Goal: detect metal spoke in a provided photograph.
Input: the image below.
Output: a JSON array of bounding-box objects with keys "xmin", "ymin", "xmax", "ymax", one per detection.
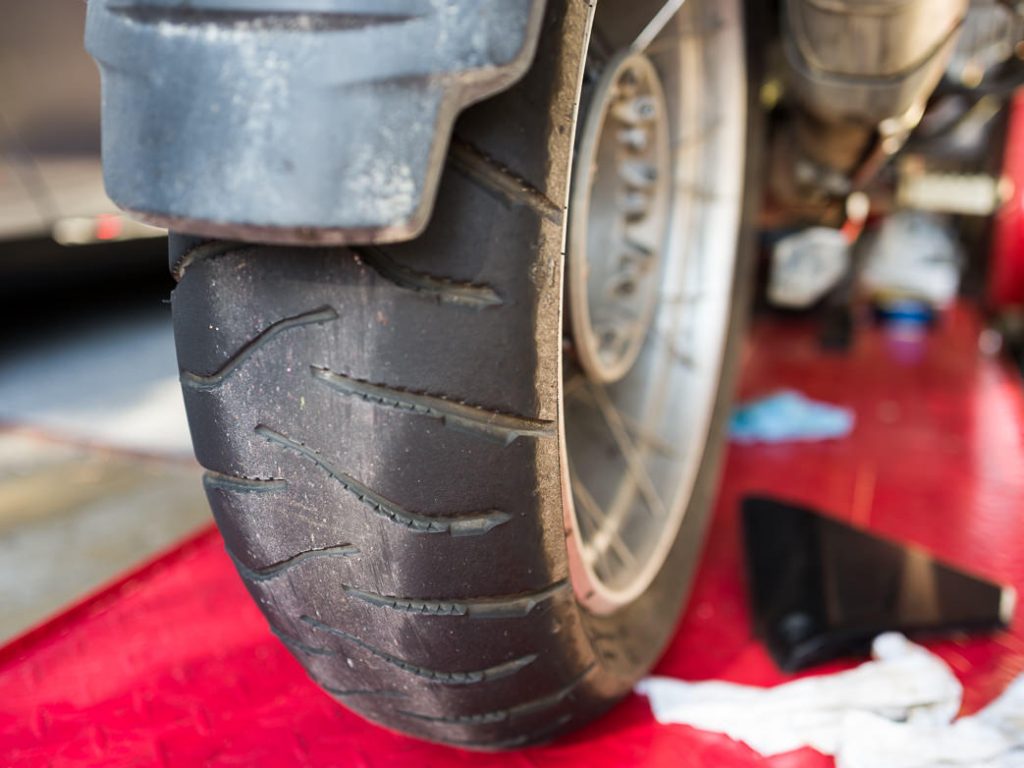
[
  {"xmin": 571, "ymin": 471, "xmax": 637, "ymax": 568},
  {"xmin": 631, "ymin": 0, "xmax": 688, "ymax": 53},
  {"xmin": 588, "ymin": 382, "xmax": 668, "ymax": 518},
  {"xmin": 649, "ymin": 326, "xmax": 697, "ymax": 369},
  {"xmin": 590, "ymin": 23, "xmax": 617, "ymax": 64},
  {"xmin": 563, "ymin": 372, "xmax": 589, "ymax": 400},
  {"xmin": 643, "ymin": 14, "xmax": 725, "ymax": 53},
  {"xmin": 673, "ymin": 116, "xmax": 723, "ymax": 152},
  {"xmin": 618, "ymin": 411, "xmax": 679, "ymax": 458},
  {"xmin": 570, "ymin": 466, "xmax": 607, "ymax": 532},
  {"xmin": 674, "ymin": 183, "xmax": 722, "ymax": 202},
  {"xmin": 661, "ymin": 291, "xmax": 707, "ymax": 307},
  {"xmin": 570, "ymin": 385, "xmax": 678, "ymax": 458}
]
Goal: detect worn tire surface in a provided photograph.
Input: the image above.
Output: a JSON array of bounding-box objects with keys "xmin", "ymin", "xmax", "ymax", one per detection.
[{"xmin": 171, "ymin": 0, "xmax": 762, "ymax": 749}]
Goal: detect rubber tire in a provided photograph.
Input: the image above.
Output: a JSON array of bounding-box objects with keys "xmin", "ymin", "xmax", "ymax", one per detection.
[{"xmin": 170, "ymin": 0, "xmax": 764, "ymax": 749}]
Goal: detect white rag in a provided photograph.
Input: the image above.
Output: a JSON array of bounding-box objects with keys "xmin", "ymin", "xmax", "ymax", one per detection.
[{"xmin": 635, "ymin": 633, "xmax": 1024, "ymax": 767}]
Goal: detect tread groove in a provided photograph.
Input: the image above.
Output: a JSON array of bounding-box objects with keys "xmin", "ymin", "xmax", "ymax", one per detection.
[
  {"xmin": 298, "ymin": 616, "xmax": 538, "ymax": 685},
  {"xmin": 203, "ymin": 470, "xmax": 288, "ymax": 494},
  {"xmin": 273, "ymin": 627, "xmax": 339, "ymax": 657},
  {"xmin": 396, "ymin": 663, "xmax": 595, "ymax": 725},
  {"xmin": 343, "ymin": 580, "xmax": 569, "ymax": 619},
  {"xmin": 181, "ymin": 307, "xmax": 339, "ymax": 390},
  {"xmin": 171, "ymin": 240, "xmax": 251, "ymax": 282},
  {"xmin": 449, "ymin": 139, "xmax": 563, "ymax": 223},
  {"xmin": 321, "ymin": 685, "xmax": 407, "ymax": 699},
  {"xmin": 350, "ymin": 247, "xmax": 503, "ymax": 308},
  {"xmin": 311, "ymin": 366, "xmax": 556, "ymax": 446},
  {"xmin": 227, "ymin": 542, "xmax": 359, "ymax": 583},
  {"xmin": 256, "ymin": 425, "xmax": 510, "ymax": 536}
]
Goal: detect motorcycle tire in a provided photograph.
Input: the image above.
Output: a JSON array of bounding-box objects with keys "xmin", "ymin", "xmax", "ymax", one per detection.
[{"xmin": 170, "ymin": 0, "xmax": 763, "ymax": 749}]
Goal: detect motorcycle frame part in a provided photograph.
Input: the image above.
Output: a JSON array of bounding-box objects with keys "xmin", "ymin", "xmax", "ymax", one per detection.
[
  {"xmin": 85, "ymin": 0, "xmax": 546, "ymax": 246},
  {"xmin": 775, "ymin": 0, "xmax": 968, "ymax": 210}
]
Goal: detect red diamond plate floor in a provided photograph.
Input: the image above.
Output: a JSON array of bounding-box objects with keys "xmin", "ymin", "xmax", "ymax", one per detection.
[{"xmin": 3, "ymin": 305, "xmax": 1023, "ymax": 767}]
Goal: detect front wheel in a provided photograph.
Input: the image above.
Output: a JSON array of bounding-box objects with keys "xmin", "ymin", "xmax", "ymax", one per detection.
[{"xmin": 171, "ymin": 0, "xmax": 759, "ymax": 748}]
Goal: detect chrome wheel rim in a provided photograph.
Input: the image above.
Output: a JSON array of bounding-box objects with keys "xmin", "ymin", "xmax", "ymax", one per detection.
[{"xmin": 562, "ymin": 0, "xmax": 748, "ymax": 614}]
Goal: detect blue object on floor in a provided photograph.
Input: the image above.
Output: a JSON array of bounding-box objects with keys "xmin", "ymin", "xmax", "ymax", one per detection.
[{"xmin": 730, "ymin": 390, "xmax": 855, "ymax": 444}]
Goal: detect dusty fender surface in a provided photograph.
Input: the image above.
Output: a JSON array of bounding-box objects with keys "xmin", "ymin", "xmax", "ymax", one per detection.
[{"xmin": 85, "ymin": 0, "xmax": 547, "ymax": 245}]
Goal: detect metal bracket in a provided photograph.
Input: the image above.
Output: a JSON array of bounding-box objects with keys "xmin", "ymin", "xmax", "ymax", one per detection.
[{"xmin": 86, "ymin": 0, "xmax": 547, "ymax": 245}]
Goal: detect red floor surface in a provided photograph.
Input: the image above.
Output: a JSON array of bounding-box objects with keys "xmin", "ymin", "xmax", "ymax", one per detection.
[{"xmin": 3, "ymin": 306, "xmax": 1024, "ymax": 767}]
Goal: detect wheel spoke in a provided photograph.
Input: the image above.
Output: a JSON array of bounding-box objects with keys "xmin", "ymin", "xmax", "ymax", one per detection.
[
  {"xmin": 675, "ymin": 183, "xmax": 722, "ymax": 202},
  {"xmin": 570, "ymin": 385, "xmax": 677, "ymax": 458},
  {"xmin": 631, "ymin": 0, "xmax": 688, "ymax": 53},
  {"xmin": 643, "ymin": 13, "xmax": 725, "ymax": 53},
  {"xmin": 651, "ymin": 325, "xmax": 697, "ymax": 369},
  {"xmin": 661, "ymin": 291, "xmax": 706, "ymax": 307},
  {"xmin": 673, "ymin": 116, "xmax": 723, "ymax": 152},
  {"xmin": 563, "ymin": 372, "xmax": 589, "ymax": 400},
  {"xmin": 589, "ymin": 23, "xmax": 616, "ymax": 65},
  {"xmin": 571, "ymin": 470, "xmax": 637, "ymax": 568},
  {"xmin": 588, "ymin": 382, "xmax": 668, "ymax": 518},
  {"xmin": 617, "ymin": 410, "xmax": 678, "ymax": 458}
]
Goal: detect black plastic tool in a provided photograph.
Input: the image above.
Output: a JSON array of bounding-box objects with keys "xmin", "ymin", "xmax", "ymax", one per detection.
[{"xmin": 742, "ymin": 496, "xmax": 1015, "ymax": 671}]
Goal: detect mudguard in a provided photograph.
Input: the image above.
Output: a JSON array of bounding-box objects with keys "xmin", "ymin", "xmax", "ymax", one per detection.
[{"xmin": 85, "ymin": 0, "xmax": 547, "ymax": 245}]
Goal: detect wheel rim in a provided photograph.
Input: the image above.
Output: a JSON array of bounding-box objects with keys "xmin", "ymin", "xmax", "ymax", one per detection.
[
  {"xmin": 562, "ymin": 0, "xmax": 748, "ymax": 614},
  {"xmin": 568, "ymin": 51, "xmax": 673, "ymax": 385}
]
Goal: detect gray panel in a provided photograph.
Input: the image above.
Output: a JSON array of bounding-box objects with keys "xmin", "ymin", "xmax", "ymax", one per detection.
[{"xmin": 86, "ymin": 0, "xmax": 547, "ymax": 244}]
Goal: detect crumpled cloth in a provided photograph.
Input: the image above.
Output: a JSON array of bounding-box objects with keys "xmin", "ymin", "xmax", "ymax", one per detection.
[
  {"xmin": 636, "ymin": 633, "xmax": 1024, "ymax": 767},
  {"xmin": 729, "ymin": 390, "xmax": 855, "ymax": 444}
]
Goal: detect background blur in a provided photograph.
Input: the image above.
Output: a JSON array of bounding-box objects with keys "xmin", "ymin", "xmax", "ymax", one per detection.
[
  {"xmin": 2, "ymin": 1, "xmax": 1024, "ymax": 647},
  {"xmin": 0, "ymin": 2, "xmax": 207, "ymax": 642}
]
